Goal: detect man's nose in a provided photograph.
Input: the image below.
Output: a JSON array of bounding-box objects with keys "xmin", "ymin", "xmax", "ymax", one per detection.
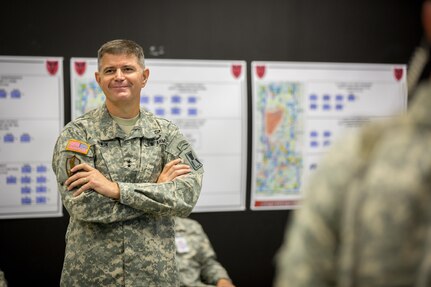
[{"xmin": 114, "ymin": 69, "xmax": 125, "ymax": 79}]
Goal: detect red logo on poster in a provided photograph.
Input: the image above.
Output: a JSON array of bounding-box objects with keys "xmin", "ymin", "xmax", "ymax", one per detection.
[
  {"xmin": 46, "ymin": 60, "xmax": 59, "ymax": 76},
  {"xmin": 231, "ymin": 65, "xmax": 242, "ymax": 79},
  {"xmin": 394, "ymin": 68, "xmax": 403, "ymax": 81},
  {"xmin": 256, "ymin": 65, "xmax": 266, "ymax": 79},
  {"xmin": 74, "ymin": 61, "xmax": 87, "ymax": 76}
]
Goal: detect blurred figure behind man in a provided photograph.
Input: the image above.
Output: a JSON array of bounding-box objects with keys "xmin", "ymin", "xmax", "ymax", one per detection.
[{"xmin": 175, "ymin": 217, "xmax": 236, "ymax": 287}]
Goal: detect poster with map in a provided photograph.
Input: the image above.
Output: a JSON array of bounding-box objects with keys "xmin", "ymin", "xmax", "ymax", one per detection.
[
  {"xmin": 70, "ymin": 58, "xmax": 247, "ymax": 212},
  {"xmin": 0, "ymin": 56, "xmax": 64, "ymax": 219},
  {"xmin": 251, "ymin": 61, "xmax": 407, "ymax": 210}
]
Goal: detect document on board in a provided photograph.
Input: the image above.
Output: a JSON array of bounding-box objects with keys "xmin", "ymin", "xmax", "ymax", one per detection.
[
  {"xmin": 250, "ymin": 61, "xmax": 407, "ymax": 210},
  {"xmin": 70, "ymin": 58, "xmax": 247, "ymax": 212},
  {"xmin": 0, "ymin": 56, "xmax": 64, "ymax": 219}
]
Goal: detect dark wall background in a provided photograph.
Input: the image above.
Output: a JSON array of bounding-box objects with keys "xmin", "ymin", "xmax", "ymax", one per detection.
[{"xmin": 0, "ymin": 1, "xmax": 423, "ymax": 286}]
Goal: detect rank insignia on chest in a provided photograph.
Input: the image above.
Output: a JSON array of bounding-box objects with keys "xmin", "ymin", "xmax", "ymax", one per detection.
[
  {"xmin": 65, "ymin": 139, "xmax": 90, "ymax": 155},
  {"xmin": 143, "ymin": 139, "xmax": 156, "ymax": 147},
  {"xmin": 65, "ymin": 155, "xmax": 81, "ymax": 177}
]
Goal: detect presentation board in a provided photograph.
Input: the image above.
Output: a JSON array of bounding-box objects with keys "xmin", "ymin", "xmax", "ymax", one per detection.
[
  {"xmin": 251, "ymin": 61, "xmax": 407, "ymax": 210},
  {"xmin": 70, "ymin": 58, "xmax": 247, "ymax": 212},
  {"xmin": 0, "ymin": 56, "xmax": 64, "ymax": 219}
]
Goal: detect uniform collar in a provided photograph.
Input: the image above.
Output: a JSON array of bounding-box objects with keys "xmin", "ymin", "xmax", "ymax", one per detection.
[{"xmin": 98, "ymin": 104, "xmax": 161, "ymax": 140}]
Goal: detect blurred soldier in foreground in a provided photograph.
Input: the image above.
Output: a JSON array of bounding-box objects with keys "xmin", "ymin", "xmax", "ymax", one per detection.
[
  {"xmin": 0, "ymin": 270, "xmax": 7, "ymax": 287},
  {"xmin": 274, "ymin": 82, "xmax": 431, "ymax": 287}
]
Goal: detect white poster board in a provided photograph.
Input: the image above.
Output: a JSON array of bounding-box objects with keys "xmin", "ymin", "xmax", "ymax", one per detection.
[
  {"xmin": 251, "ymin": 61, "xmax": 407, "ymax": 210},
  {"xmin": 0, "ymin": 56, "xmax": 64, "ymax": 219},
  {"xmin": 70, "ymin": 58, "xmax": 247, "ymax": 212}
]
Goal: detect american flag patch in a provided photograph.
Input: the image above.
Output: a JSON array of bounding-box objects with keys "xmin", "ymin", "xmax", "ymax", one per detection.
[{"xmin": 65, "ymin": 139, "xmax": 90, "ymax": 155}]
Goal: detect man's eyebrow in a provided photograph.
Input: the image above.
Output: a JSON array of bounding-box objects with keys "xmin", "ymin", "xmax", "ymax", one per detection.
[
  {"xmin": 102, "ymin": 66, "xmax": 115, "ymax": 72},
  {"xmin": 103, "ymin": 65, "xmax": 135, "ymax": 71}
]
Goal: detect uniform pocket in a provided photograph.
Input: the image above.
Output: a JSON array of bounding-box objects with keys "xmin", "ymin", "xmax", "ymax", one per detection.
[{"xmin": 137, "ymin": 139, "xmax": 164, "ymax": 183}]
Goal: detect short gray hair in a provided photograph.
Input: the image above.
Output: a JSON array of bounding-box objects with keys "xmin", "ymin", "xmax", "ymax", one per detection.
[{"xmin": 97, "ymin": 39, "xmax": 145, "ymax": 71}]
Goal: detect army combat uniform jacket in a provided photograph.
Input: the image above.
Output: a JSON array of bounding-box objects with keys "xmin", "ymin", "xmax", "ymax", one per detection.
[
  {"xmin": 52, "ymin": 105, "xmax": 203, "ymax": 287},
  {"xmin": 274, "ymin": 82, "xmax": 431, "ymax": 287},
  {"xmin": 175, "ymin": 217, "xmax": 231, "ymax": 287}
]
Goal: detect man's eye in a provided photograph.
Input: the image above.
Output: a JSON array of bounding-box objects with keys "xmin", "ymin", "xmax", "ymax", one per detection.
[{"xmin": 104, "ymin": 69, "xmax": 114, "ymax": 74}]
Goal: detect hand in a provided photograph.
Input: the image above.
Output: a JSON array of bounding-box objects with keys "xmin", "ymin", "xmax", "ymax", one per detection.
[
  {"xmin": 157, "ymin": 158, "xmax": 191, "ymax": 183},
  {"xmin": 65, "ymin": 163, "xmax": 120, "ymax": 199},
  {"xmin": 217, "ymin": 278, "xmax": 236, "ymax": 287}
]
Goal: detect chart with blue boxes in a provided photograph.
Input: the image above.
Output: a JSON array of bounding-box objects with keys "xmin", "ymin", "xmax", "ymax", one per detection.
[
  {"xmin": 251, "ymin": 61, "xmax": 407, "ymax": 210},
  {"xmin": 0, "ymin": 56, "xmax": 64, "ymax": 219},
  {"xmin": 71, "ymin": 58, "xmax": 248, "ymax": 212}
]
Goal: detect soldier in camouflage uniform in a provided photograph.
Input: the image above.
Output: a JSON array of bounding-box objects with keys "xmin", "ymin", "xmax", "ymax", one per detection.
[
  {"xmin": 175, "ymin": 217, "xmax": 235, "ymax": 287},
  {"xmin": 274, "ymin": 82, "xmax": 431, "ymax": 287},
  {"xmin": 52, "ymin": 39, "xmax": 203, "ymax": 286}
]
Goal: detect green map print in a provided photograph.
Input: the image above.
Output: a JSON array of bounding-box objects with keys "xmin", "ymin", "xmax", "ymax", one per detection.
[
  {"xmin": 255, "ymin": 82, "xmax": 304, "ymax": 195},
  {"xmin": 74, "ymin": 79, "xmax": 105, "ymax": 117}
]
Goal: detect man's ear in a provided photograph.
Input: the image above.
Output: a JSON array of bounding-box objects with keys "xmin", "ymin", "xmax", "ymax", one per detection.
[
  {"xmin": 95, "ymin": 71, "xmax": 101, "ymax": 85},
  {"xmin": 142, "ymin": 68, "xmax": 150, "ymax": 88}
]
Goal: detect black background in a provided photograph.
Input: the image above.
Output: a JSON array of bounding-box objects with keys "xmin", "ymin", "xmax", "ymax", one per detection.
[{"xmin": 0, "ymin": 1, "xmax": 423, "ymax": 286}]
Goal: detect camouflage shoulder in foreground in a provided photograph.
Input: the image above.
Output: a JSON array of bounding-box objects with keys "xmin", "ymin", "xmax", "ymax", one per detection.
[{"xmin": 274, "ymin": 82, "xmax": 431, "ymax": 287}]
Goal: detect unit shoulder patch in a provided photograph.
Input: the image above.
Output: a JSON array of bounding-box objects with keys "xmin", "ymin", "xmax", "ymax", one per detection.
[
  {"xmin": 65, "ymin": 155, "xmax": 81, "ymax": 176},
  {"xmin": 185, "ymin": 151, "xmax": 203, "ymax": 170}
]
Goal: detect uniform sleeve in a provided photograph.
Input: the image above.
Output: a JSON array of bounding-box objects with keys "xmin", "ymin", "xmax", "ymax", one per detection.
[
  {"xmin": 52, "ymin": 126, "xmax": 145, "ymax": 224},
  {"xmin": 118, "ymin": 124, "xmax": 203, "ymax": 217},
  {"xmin": 0, "ymin": 269, "xmax": 7, "ymax": 287},
  {"xmin": 195, "ymin": 223, "xmax": 231, "ymax": 285},
  {"xmin": 273, "ymin": 133, "xmax": 363, "ymax": 287}
]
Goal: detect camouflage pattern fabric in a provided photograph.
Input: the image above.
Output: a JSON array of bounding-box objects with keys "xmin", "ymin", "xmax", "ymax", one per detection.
[
  {"xmin": 274, "ymin": 82, "xmax": 431, "ymax": 287},
  {"xmin": 0, "ymin": 270, "xmax": 6, "ymax": 287},
  {"xmin": 52, "ymin": 105, "xmax": 203, "ymax": 287},
  {"xmin": 175, "ymin": 217, "xmax": 231, "ymax": 287}
]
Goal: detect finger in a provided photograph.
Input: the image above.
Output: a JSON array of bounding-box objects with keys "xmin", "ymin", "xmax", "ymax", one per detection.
[
  {"xmin": 73, "ymin": 185, "xmax": 86, "ymax": 197},
  {"xmin": 65, "ymin": 173, "xmax": 82, "ymax": 186},
  {"xmin": 64, "ymin": 176, "xmax": 73, "ymax": 186},
  {"xmin": 67, "ymin": 177, "xmax": 89, "ymax": 191},
  {"xmin": 167, "ymin": 164, "xmax": 190, "ymax": 176},
  {"xmin": 73, "ymin": 188, "xmax": 83, "ymax": 197},
  {"xmin": 172, "ymin": 165, "xmax": 191, "ymax": 174},
  {"xmin": 70, "ymin": 163, "xmax": 93, "ymax": 173},
  {"xmin": 65, "ymin": 167, "xmax": 94, "ymax": 186},
  {"xmin": 163, "ymin": 159, "xmax": 182, "ymax": 171},
  {"xmin": 72, "ymin": 180, "xmax": 91, "ymax": 197},
  {"xmin": 169, "ymin": 167, "xmax": 191, "ymax": 180},
  {"xmin": 65, "ymin": 167, "xmax": 87, "ymax": 186},
  {"xmin": 172, "ymin": 163, "xmax": 190, "ymax": 170}
]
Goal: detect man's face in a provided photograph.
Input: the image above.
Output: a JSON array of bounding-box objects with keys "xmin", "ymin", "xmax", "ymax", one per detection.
[{"xmin": 95, "ymin": 53, "xmax": 149, "ymax": 108}]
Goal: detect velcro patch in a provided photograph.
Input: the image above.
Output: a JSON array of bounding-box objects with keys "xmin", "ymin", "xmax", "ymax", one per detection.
[
  {"xmin": 65, "ymin": 139, "xmax": 90, "ymax": 155},
  {"xmin": 177, "ymin": 140, "xmax": 189, "ymax": 152}
]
